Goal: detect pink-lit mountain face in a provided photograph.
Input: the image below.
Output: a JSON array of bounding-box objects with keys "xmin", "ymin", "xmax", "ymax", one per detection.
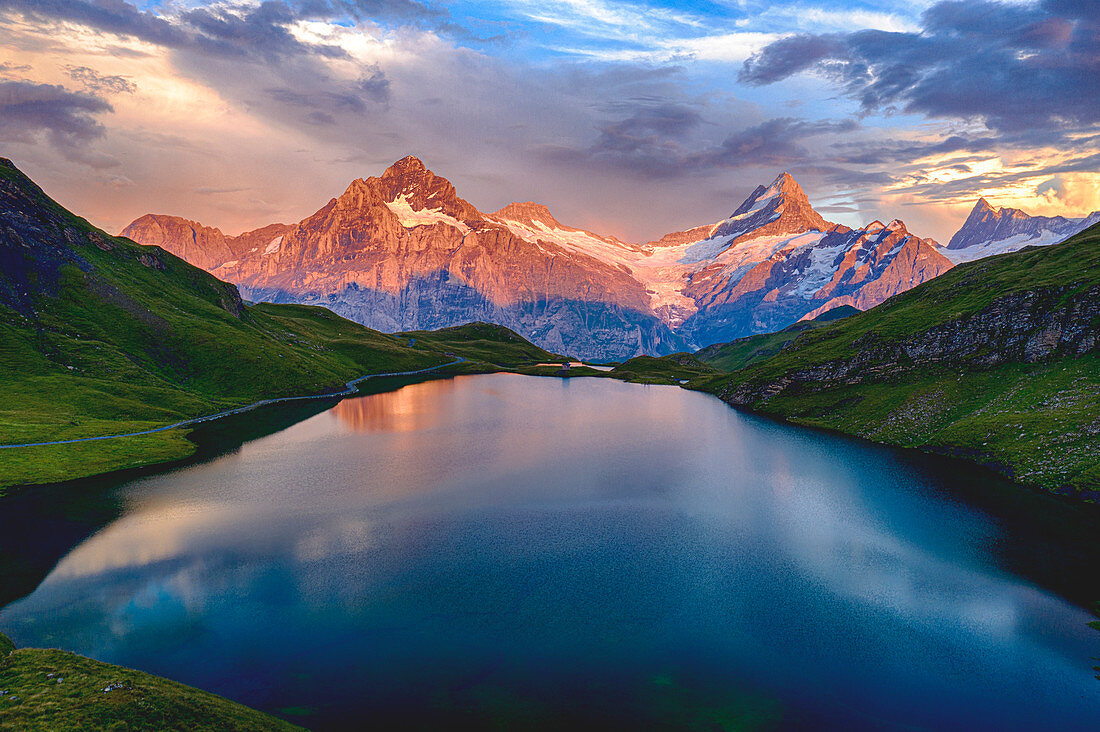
[{"xmin": 122, "ymin": 157, "xmax": 953, "ymax": 358}]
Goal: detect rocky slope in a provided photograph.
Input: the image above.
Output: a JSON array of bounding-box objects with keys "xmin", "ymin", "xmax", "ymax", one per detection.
[
  {"xmin": 121, "ymin": 214, "xmax": 293, "ymax": 272},
  {"xmin": 941, "ymin": 198, "xmax": 1100, "ymax": 263},
  {"xmin": 697, "ymin": 223, "xmax": 1100, "ymax": 497},
  {"xmin": 122, "ymin": 158, "xmax": 953, "ymax": 358}
]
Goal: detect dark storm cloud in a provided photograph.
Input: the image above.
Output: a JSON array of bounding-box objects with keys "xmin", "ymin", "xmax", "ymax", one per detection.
[
  {"xmin": 546, "ymin": 99, "xmax": 698, "ymax": 177},
  {"xmin": 587, "ymin": 100, "xmax": 702, "ymax": 165},
  {"xmin": 0, "ymin": 0, "xmax": 337, "ymax": 59},
  {"xmin": 551, "ymin": 106, "xmax": 859, "ymax": 180},
  {"xmin": 740, "ymin": 0, "xmax": 1100, "ymax": 133},
  {"xmin": 0, "ymin": 0, "xmax": 455, "ymax": 56},
  {"xmin": 65, "ymin": 65, "xmax": 136, "ymax": 94},
  {"xmin": 354, "ymin": 66, "xmax": 390, "ymax": 103},
  {"xmin": 264, "ymin": 64, "xmax": 389, "ymax": 123},
  {"xmin": 0, "ymin": 79, "xmax": 116, "ymax": 166},
  {"xmin": 730, "ymin": 34, "xmax": 849, "ymax": 86},
  {"xmin": 180, "ymin": 2, "xmax": 348, "ymax": 59},
  {"xmin": 266, "ymin": 86, "xmax": 371, "ymax": 114},
  {"xmin": 299, "ymin": 0, "xmax": 446, "ymax": 26},
  {"xmin": 599, "ymin": 99, "xmax": 703, "ymax": 138},
  {"xmin": 688, "ymin": 118, "xmax": 859, "ymax": 170},
  {"xmin": 0, "ymin": 0, "xmax": 187, "ymax": 47}
]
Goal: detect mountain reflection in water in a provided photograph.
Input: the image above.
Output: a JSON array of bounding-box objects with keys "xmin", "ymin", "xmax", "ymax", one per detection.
[
  {"xmin": 1, "ymin": 374, "xmax": 1098, "ymax": 731},
  {"xmin": 333, "ymin": 378, "xmax": 455, "ymax": 433}
]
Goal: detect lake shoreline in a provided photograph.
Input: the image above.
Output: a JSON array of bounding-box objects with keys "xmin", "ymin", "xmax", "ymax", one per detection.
[
  {"xmin": 0, "ymin": 361, "xmax": 470, "ymax": 497},
  {"xmin": 4, "ymin": 365, "xmax": 1099, "ymax": 520},
  {"xmin": 4, "ymin": 373, "xmax": 1097, "ymax": 730},
  {"xmin": 688, "ymin": 383, "xmax": 1100, "ymax": 514}
]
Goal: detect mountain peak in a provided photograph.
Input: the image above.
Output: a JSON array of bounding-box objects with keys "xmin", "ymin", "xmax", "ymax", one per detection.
[
  {"xmin": 947, "ymin": 196, "xmax": 1089, "ymax": 251},
  {"xmin": 772, "ymin": 171, "xmax": 801, "ymax": 192},
  {"xmin": 384, "ymin": 155, "xmax": 428, "ymax": 176},
  {"xmin": 494, "ymin": 201, "xmax": 561, "ymax": 228},
  {"xmin": 730, "ymin": 172, "xmax": 809, "ymax": 218},
  {"xmin": 372, "ymin": 156, "xmax": 481, "ymax": 221},
  {"xmin": 713, "ymin": 171, "xmax": 830, "ymax": 242},
  {"xmin": 867, "ymin": 219, "xmax": 910, "ymax": 242},
  {"xmin": 379, "ymin": 155, "xmax": 439, "ymax": 192}
]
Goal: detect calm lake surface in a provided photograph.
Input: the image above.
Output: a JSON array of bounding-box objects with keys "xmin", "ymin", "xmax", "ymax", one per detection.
[{"xmin": 1, "ymin": 374, "xmax": 1098, "ymax": 729}]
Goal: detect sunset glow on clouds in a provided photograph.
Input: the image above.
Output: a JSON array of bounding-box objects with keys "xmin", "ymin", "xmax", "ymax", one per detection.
[{"xmin": 0, "ymin": 0, "xmax": 1096, "ymax": 242}]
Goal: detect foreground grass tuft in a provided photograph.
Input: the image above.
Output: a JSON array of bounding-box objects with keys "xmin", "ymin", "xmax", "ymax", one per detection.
[{"xmin": 0, "ymin": 632, "xmax": 300, "ymax": 731}]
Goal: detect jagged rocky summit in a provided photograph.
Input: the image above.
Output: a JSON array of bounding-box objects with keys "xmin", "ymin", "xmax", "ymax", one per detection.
[
  {"xmin": 940, "ymin": 197, "xmax": 1100, "ymax": 263},
  {"xmin": 122, "ymin": 157, "xmax": 953, "ymax": 359}
]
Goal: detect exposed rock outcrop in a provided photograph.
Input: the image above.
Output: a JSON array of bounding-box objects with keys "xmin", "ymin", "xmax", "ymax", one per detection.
[{"xmin": 719, "ymin": 284, "xmax": 1100, "ymax": 407}]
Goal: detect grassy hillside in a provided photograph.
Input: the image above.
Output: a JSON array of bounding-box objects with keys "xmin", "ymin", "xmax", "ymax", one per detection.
[
  {"xmin": 696, "ymin": 305, "xmax": 858, "ymax": 372},
  {"xmin": 693, "ymin": 224, "xmax": 1100, "ymax": 498},
  {"xmin": 0, "ymin": 159, "xmax": 554, "ymax": 491},
  {"xmin": 610, "ymin": 353, "xmax": 720, "ymax": 384},
  {"xmin": 398, "ymin": 321, "xmax": 566, "ymax": 366},
  {"xmin": 0, "ymin": 632, "xmax": 300, "ymax": 731}
]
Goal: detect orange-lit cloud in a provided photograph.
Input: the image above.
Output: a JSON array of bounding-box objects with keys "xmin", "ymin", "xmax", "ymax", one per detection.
[{"xmin": 0, "ymin": 0, "xmax": 1096, "ymax": 245}]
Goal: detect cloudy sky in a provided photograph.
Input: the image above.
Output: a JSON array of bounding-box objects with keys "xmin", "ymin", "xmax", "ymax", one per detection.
[{"xmin": 0, "ymin": 0, "xmax": 1097, "ymax": 242}]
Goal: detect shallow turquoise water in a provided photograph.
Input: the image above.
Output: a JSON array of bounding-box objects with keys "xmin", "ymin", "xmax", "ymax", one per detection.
[{"xmin": 1, "ymin": 374, "xmax": 1097, "ymax": 729}]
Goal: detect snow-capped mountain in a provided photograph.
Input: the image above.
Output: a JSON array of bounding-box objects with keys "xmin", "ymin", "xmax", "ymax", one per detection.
[
  {"xmin": 941, "ymin": 198, "xmax": 1100, "ymax": 263},
  {"xmin": 124, "ymin": 157, "xmax": 685, "ymax": 360},
  {"xmin": 634, "ymin": 174, "xmax": 951, "ymax": 346},
  {"xmin": 121, "ymin": 157, "xmax": 951, "ymax": 358}
]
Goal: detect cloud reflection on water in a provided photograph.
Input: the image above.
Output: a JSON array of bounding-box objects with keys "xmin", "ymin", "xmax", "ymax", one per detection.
[{"xmin": 1, "ymin": 374, "xmax": 1096, "ymax": 728}]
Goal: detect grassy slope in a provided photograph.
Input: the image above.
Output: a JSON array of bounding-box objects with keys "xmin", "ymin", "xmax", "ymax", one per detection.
[
  {"xmin": 610, "ymin": 353, "xmax": 720, "ymax": 384},
  {"xmin": 0, "ymin": 160, "xmax": 557, "ymax": 490},
  {"xmin": 0, "ymin": 632, "xmax": 300, "ymax": 731},
  {"xmin": 693, "ymin": 226, "xmax": 1100, "ymax": 497},
  {"xmin": 398, "ymin": 321, "xmax": 565, "ymax": 366},
  {"xmin": 696, "ymin": 305, "xmax": 859, "ymax": 372}
]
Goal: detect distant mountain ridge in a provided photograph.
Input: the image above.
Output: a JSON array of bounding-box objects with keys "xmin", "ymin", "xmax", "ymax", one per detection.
[
  {"xmin": 940, "ymin": 197, "xmax": 1100, "ymax": 263},
  {"xmin": 122, "ymin": 157, "xmax": 953, "ymax": 358}
]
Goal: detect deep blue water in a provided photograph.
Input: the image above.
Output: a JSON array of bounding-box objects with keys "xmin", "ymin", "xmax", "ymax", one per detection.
[{"xmin": 1, "ymin": 374, "xmax": 1098, "ymax": 729}]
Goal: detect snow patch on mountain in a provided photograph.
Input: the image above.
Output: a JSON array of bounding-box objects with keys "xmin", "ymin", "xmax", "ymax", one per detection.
[
  {"xmin": 263, "ymin": 236, "xmax": 282, "ymax": 256},
  {"xmin": 386, "ymin": 195, "xmax": 471, "ymax": 233},
  {"xmin": 676, "ymin": 234, "xmax": 737, "ymax": 265},
  {"xmin": 938, "ymin": 229, "xmax": 1065, "ymax": 263},
  {"xmin": 495, "ymin": 214, "xmax": 702, "ymax": 318},
  {"xmin": 712, "ymin": 232, "xmax": 826, "ymax": 283},
  {"xmin": 793, "ymin": 237, "xmax": 850, "ymax": 298},
  {"xmin": 496, "ymin": 217, "xmax": 637, "ymax": 265}
]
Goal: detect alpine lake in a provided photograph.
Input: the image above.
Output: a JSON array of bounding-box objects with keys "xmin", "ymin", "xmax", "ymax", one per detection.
[{"xmin": 1, "ymin": 373, "xmax": 1097, "ymax": 730}]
